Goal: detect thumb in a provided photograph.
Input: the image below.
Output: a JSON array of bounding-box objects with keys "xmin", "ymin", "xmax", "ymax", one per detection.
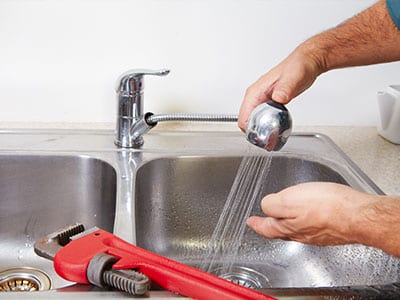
[
  {"xmin": 271, "ymin": 89, "xmax": 290, "ymax": 104},
  {"xmin": 271, "ymin": 74, "xmax": 300, "ymax": 104},
  {"xmin": 271, "ymin": 63, "xmax": 318, "ymax": 104}
]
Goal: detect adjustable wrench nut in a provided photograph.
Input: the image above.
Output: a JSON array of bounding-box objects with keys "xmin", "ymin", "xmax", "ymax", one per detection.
[
  {"xmin": 87, "ymin": 252, "xmax": 150, "ymax": 296},
  {"xmin": 87, "ymin": 253, "xmax": 118, "ymax": 288}
]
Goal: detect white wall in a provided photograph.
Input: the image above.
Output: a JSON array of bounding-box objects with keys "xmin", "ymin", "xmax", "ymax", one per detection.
[{"xmin": 0, "ymin": 0, "xmax": 397, "ymax": 126}]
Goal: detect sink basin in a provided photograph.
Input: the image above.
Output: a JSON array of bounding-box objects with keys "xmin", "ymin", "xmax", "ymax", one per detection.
[
  {"xmin": 0, "ymin": 154, "xmax": 117, "ymax": 290},
  {"xmin": 0, "ymin": 129, "xmax": 398, "ymax": 299},
  {"xmin": 134, "ymin": 134, "xmax": 400, "ymax": 292}
]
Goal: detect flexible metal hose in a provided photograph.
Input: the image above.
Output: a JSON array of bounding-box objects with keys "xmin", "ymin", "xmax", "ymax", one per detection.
[{"xmin": 146, "ymin": 113, "xmax": 238, "ymax": 125}]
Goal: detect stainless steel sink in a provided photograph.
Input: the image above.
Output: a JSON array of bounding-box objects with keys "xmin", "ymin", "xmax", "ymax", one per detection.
[
  {"xmin": 134, "ymin": 133, "xmax": 400, "ymax": 295},
  {"xmin": 0, "ymin": 154, "xmax": 117, "ymax": 290},
  {"xmin": 0, "ymin": 129, "xmax": 398, "ymax": 299}
]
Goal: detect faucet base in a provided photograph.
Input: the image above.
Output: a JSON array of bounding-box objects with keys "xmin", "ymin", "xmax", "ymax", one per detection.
[{"xmin": 114, "ymin": 137, "xmax": 144, "ymax": 149}]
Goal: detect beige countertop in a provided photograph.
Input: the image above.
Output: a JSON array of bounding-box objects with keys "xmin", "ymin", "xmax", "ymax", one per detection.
[
  {"xmin": 294, "ymin": 126, "xmax": 399, "ymax": 196},
  {"xmin": 0, "ymin": 123, "xmax": 398, "ymax": 195}
]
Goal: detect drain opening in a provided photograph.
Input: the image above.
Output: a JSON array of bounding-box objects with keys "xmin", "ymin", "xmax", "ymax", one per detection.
[
  {"xmin": 212, "ymin": 266, "xmax": 271, "ymax": 289},
  {"xmin": 0, "ymin": 268, "xmax": 51, "ymax": 292}
]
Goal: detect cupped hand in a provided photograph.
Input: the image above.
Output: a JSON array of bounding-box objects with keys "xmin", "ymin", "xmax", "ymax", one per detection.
[
  {"xmin": 238, "ymin": 47, "xmax": 323, "ymax": 131},
  {"xmin": 246, "ymin": 182, "xmax": 376, "ymax": 246}
]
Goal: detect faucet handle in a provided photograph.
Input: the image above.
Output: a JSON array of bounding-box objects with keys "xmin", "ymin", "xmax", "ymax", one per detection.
[{"xmin": 116, "ymin": 69, "xmax": 170, "ymax": 94}]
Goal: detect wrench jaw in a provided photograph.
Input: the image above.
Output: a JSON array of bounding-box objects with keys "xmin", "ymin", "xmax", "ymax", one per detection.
[
  {"xmin": 33, "ymin": 223, "xmax": 151, "ymax": 296},
  {"xmin": 34, "ymin": 223, "xmax": 85, "ymax": 261}
]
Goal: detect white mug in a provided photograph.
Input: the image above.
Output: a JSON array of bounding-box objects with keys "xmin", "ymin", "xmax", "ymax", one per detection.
[{"xmin": 377, "ymin": 85, "xmax": 400, "ymax": 144}]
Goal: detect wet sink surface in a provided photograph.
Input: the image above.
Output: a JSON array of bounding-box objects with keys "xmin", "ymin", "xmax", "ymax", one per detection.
[
  {"xmin": 135, "ymin": 153, "xmax": 400, "ymax": 289},
  {"xmin": 0, "ymin": 155, "xmax": 117, "ymax": 290},
  {"xmin": 0, "ymin": 130, "xmax": 398, "ymax": 299}
]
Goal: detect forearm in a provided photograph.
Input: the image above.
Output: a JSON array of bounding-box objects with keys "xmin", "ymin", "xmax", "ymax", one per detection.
[
  {"xmin": 298, "ymin": 0, "xmax": 400, "ymax": 73},
  {"xmin": 355, "ymin": 196, "xmax": 400, "ymax": 258}
]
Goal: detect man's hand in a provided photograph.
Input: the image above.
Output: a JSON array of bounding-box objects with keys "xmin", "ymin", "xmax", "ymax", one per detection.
[
  {"xmin": 238, "ymin": 0, "xmax": 400, "ymax": 132},
  {"xmin": 247, "ymin": 182, "xmax": 400, "ymax": 258},
  {"xmin": 238, "ymin": 47, "xmax": 323, "ymax": 132},
  {"xmin": 246, "ymin": 182, "xmax": 374, "ymax": 246}
]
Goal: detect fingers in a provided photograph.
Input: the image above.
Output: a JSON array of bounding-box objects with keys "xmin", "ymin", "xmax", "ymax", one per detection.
[
  {"xmin": 238, "ymin": 77, "xmax": 275, "ymax": 131},
  {"xmin": 260, "ymin": 193, "xmax": 297, "ymax": 219},
  {"xmin": 246, "ymin": 216, "xmax": 290, "ymax": 239},
  {"xmin": 238, "ymin": 49, "xmax": 322, "ymax": 132},
  {"xmin": 237, "ymin": 68, "xmax": 294, "ymax": 132},
  {"xmin": 247, "ymin": 183, "xmax": 363, "ymax": 245},
  {"xmin": 246, "ymin": 193, "xmax": 298, "ymax": 240}
]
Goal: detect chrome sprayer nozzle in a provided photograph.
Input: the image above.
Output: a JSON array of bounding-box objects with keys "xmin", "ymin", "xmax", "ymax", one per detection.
[{"xmin": 245, "ymin": 101, "xmax": 292, "ymax": 151}]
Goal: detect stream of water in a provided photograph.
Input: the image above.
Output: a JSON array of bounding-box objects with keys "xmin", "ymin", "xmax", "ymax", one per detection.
[{"xmin": 200, "ymin": 154, "xmax": 272, "ymax": 274}]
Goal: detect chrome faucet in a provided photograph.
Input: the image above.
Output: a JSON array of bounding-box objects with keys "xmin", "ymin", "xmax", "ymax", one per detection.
[
  {"xmin": 115, "ymin": 69, "xmax": 170, "ymax": 148},
  {"xmin": 114, "ymin": 68, "xmax": 292, "ymax": 151},
  {"xmin": 114, "ymin": 69, "xmax": 237, "ymax": 148}
]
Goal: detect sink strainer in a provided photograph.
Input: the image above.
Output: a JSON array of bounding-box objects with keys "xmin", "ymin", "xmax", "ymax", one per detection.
[
  {"xmin": 0, "ymin": 268, "xmax": 51, "ymax": 292},
  {"xmin": 212, "ymin": 266, "xmax": 271, "ymax": 289}
]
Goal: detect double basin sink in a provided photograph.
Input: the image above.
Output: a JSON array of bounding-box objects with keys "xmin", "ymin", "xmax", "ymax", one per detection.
[{"xmin": 0, "ymin": 129, "xmax": 399, "ymax": 299}]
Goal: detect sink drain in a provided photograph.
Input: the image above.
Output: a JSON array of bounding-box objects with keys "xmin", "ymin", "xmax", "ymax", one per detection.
[
  {"xmin": 0, "ymin": 268, "xmax": 51, "ymax": 292},
  {"xmin": 212, "ymin": 266, "xmax": 271, "ymax": 289}
]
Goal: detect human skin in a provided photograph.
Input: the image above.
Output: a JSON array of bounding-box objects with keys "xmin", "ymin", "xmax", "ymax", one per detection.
[
  {"xmin": 240, "ymin": 0, "xmax": 400, "ymax": 258},
  {"xmin": 238, "ymin": 0, "xmax": 400, "ymax": 128},
  {"xmin": 246, "ymin": 183, "xmax": 400, "ymax": 257}
]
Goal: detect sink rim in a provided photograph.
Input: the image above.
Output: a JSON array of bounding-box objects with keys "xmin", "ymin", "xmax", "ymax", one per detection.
[{"xmin": 0, "ymin": 128, "xmax": 392, "ymax": 299}]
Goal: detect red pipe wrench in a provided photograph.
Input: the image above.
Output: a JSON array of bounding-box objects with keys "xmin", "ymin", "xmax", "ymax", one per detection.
[{"xmin": 34, "ymin": 223, "xmax": 275, "ymax": 300}]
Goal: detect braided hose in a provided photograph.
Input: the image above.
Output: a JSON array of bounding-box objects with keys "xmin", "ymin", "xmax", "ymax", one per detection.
[{"xmin": 146, "ymin": 113, "xmax": 238, "ymax": 125}]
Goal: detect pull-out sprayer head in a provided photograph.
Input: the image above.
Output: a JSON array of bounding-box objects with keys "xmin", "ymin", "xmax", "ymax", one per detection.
[{"xmin": 245, "ymin": 101, "xmax": 292, "ymax": 151}]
